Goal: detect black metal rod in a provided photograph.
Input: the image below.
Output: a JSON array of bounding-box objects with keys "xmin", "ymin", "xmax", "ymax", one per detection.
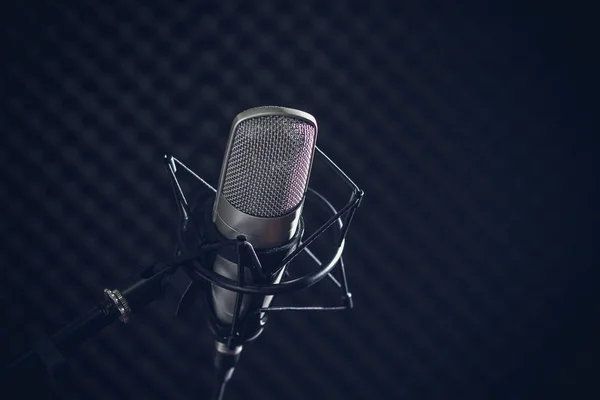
[
  {"xmin": 165, "ymin": 154, "xmax": 190, "ymax": 222},
  {"xmin": 7, "ymin": 263, "xmax": 176, "ymax": 376},
  {"xmin": 5, "ymin": 303, "xmax": 117, "ymax": 378},
  {"xmin": 258, "ymin": 306, "xmax": 347, "ymax": 312},
  {"xmin": 172, "ymin": 156, "xmax": 216, "ymax": 193},
  {"xmin": 304, "ymin": 247, "xmax": 342, "ymax": 288},
  {"xmin": 315, "ymin": 146, "xmax": 360, "ymax": 191},
  {"xmin": 165, "ymin": 155, "xmax": 205, "ymax": 246},
  {"xmin": 278, "ymin": 196, "xmax": 356, "ymax": 268},
  {"xmin": 51, "ymin": 303, "xmax": 116, "ymax": 355},
  {"xmin": 226, "ymin": 238, "xmax": 247, "ymax": 349},
  {"xmin": 337, "ymin": 190, "xmax": 363, "ymax": 243},
  {"xmin": 243, "ymin": 241, "xmax": 266, "ymax": 278}
]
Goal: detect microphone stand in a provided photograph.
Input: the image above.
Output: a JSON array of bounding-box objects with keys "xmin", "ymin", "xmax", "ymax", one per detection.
[
  {"xmin": 4, "ymin": 150, "xmax": 363, "ymax": 400},
  {"xmin": 4, "ymin": 254, "xmax": 205, "ymax": 392}
]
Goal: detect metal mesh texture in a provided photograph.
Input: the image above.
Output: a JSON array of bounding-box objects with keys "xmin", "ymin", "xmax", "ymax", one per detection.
[{"xmin": 221, "ymin": 114, "xmax": 316, "ymax": 217}]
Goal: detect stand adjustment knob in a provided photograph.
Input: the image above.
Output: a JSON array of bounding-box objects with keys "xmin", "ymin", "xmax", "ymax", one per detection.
[{"xmin": 104, "ymin": 289, "xmax": 131, "ymax": 323}]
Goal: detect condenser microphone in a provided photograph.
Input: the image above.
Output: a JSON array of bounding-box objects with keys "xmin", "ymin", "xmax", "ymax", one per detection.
[
  {"xmin": 5, "ymin": 105, "xmax": 359, "ymax": 400},
  {"xmin": 211, "ymin": 106, "xmax": 318, "ymax": 328},
  {"xmin": 206, "ymin": 106, "xmax": 318, "ymax": 399}
]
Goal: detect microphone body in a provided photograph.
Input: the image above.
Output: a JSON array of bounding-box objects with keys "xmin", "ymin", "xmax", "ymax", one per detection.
[{"xmin": 209, "ymin": 106, "xmax": 318, "ymax": 340}]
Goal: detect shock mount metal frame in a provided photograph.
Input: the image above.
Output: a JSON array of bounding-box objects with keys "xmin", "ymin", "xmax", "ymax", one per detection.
[
  {"xmin": 165, "ymin": 146, "xmax": 363, "ymax": 351},
  {"xmin": 6, "ymin": 146, "xmax": 363, "ymax": 393}
]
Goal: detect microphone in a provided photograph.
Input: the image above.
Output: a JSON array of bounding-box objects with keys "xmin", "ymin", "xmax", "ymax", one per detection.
[
  {"xmin": 5, "ymin": 104, "xmax": 361, "ymax": 400},
  {"xmin": 212, "ymin": 106, "xmax": 318, "ymax": 324},
  {"xmin": 206, "ymin": 106, "xmax": 318, "ymax": 396}
]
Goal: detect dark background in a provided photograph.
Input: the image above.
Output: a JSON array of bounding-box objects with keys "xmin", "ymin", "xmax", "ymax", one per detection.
[{"xmin": 0, "ymin": 1, "xmax": 598, "ymax": 399}]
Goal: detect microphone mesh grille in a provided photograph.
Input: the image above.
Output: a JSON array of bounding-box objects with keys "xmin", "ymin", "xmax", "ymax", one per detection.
[{"xmin": 221, "ymin": 114, "xmax": 316, "ymax": 218}]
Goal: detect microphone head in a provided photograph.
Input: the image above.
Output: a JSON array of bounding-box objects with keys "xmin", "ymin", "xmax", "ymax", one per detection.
[{"xmin": 213, "ymin": 106, "xmax": 318, "ymax": 248}]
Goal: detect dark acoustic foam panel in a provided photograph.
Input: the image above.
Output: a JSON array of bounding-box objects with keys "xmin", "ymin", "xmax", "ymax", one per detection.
[{"xmin": 0, "ymin": 1, "xmax": 598, "ymax": 399}]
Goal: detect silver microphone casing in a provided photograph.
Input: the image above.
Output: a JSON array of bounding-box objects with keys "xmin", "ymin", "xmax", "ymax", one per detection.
[{"xmin": 211, "ymin": 106, "xmax": 318, "ymax": 324}]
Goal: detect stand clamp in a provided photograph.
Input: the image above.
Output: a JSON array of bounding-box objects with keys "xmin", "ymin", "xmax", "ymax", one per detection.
[{"xmin": 104, "ymin": 289, "xmax": 131, "ymax": 323}]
